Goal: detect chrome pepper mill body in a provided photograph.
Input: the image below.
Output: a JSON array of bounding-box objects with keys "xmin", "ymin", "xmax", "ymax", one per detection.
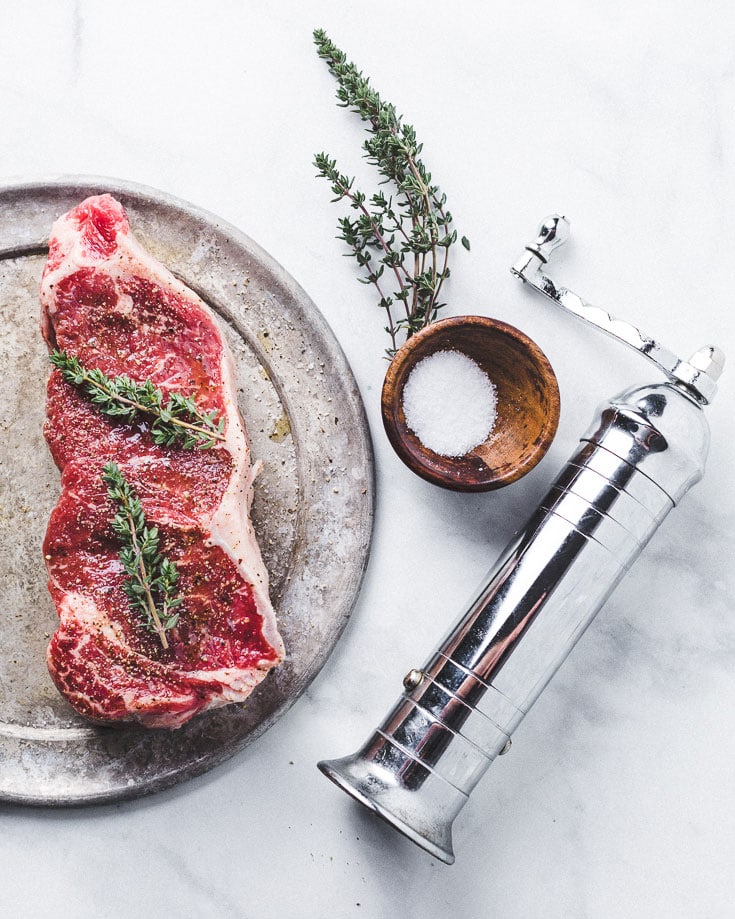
[{"xmin": 318, "ymin": 217, "xmax": 725, "ymax": 865}]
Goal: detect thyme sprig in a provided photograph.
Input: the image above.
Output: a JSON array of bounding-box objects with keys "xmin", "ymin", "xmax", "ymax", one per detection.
[
  {"xmin": 313, "ymin": 28, "xmax": 469, "ymax": 356},
  {"xmin": 51, "ymin": 349, "xmax": 225, "ymax": 449},
  {"xmin": 102, "ymin": 462, "xmax": 182, "ymax": 650}
]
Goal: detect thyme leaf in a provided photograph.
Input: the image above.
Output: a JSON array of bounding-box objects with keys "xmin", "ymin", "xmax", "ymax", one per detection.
[
  {"xmin": 51, "ymin": 349, "xmax": 225, "ymax": 449},
  {"xmin": 102, "ymin": 462, "xmax": 183, "ymax": 650},
  {"xmin": 313, "ymin": 28, "xmax": 468, "ymax": 357}
]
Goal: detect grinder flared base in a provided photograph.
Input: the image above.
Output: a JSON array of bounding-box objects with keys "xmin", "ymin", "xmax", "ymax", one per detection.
[{"xmin": 317, "ymin": 751, "xmax": 459, "ymax": 865}]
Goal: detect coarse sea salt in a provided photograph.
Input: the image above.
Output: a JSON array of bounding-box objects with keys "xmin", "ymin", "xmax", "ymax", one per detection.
[{"xmin": 402, "ymin": 349, "xmax": 498, "ymax": 457}]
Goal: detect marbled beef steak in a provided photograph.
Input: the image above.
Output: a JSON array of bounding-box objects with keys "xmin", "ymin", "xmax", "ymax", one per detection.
[{"xmin": 40, "ymin": 194, "xmax": 284, "ymax": 729}]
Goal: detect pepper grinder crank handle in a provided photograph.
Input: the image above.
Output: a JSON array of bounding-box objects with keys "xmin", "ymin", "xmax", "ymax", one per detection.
[{"xmin": 318, "ymin": 217, "xmax": 724, "ymax": 865}]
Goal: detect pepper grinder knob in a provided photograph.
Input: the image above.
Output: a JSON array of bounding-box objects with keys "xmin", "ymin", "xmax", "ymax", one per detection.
[{"xmin": 525, "ymin": 214, "xmax": 571, "ymax": 262}]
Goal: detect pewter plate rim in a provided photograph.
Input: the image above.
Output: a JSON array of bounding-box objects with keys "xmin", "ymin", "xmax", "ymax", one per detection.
[{"xmin": 0, "ymin": 175, "xmax": 374, "ymax": 806}]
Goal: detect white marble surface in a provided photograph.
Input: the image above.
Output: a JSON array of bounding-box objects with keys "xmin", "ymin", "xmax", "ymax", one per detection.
[{"xmin": 1, "ymin": 2, "xmax": 734, "ymax": 916}]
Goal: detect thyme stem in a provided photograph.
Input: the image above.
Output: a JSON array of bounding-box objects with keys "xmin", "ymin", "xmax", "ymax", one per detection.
[
  {"xmin": 125, "ymin": 507, "xmax": 170, "ymax": 650},
  {"xmin": 102, "ymin": 462, "xmax": 183, "ymax": 650},
  {"xmin": 51, "ymin": 350, "xmax": 226, "ymax": 449}
]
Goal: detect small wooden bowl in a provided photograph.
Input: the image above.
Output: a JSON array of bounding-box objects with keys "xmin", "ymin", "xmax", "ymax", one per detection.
[{"xmin": 381, "ymin": 316, "xmax": 560, "ymax": 491}]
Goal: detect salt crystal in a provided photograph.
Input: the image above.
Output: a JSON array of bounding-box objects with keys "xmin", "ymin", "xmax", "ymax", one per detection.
[{"xmin": 402, "ymin": 350, "xmax": 497, "ymax": 457}]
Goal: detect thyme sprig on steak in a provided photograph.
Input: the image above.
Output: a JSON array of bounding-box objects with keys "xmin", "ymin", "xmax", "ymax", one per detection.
[
  {"xmin": 102, "ymin": 462, "xmax": 182, "ymax": 650},
  {"xmin": 50, "ymin": 349, "xmax": 225, "ymax": 449}
]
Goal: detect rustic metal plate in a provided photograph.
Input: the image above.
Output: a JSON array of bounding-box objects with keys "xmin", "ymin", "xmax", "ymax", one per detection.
[{"xmin": 0, "ymin": 177, "xmax": 373, "ymax": 805}]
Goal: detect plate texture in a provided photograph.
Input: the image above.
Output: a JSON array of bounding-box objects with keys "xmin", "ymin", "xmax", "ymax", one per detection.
[{"xmin": 0, "ymin": 177, "xmax": 373, "ymax": 805}]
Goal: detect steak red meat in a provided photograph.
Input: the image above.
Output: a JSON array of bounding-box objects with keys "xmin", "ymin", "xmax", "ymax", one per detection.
[{"xmin": 40, "ymin": 194, "xmax": 284, "ymax": 729}]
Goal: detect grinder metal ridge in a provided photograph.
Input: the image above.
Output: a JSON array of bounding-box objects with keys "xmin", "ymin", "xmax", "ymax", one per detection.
[{"xmin": 317, "ymin": 216, "xmax": 725, "ymax": 865}]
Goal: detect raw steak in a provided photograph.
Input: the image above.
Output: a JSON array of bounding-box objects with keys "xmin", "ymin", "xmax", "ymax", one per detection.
[{"xmin": 40, "ymin": 194, "xmax": 285, "ymax": 729}]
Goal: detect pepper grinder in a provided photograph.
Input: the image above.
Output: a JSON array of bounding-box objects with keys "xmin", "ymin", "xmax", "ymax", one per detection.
[{"xmin": 318, "ymin": 216, "xmax": 725, "ymax": 865}]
